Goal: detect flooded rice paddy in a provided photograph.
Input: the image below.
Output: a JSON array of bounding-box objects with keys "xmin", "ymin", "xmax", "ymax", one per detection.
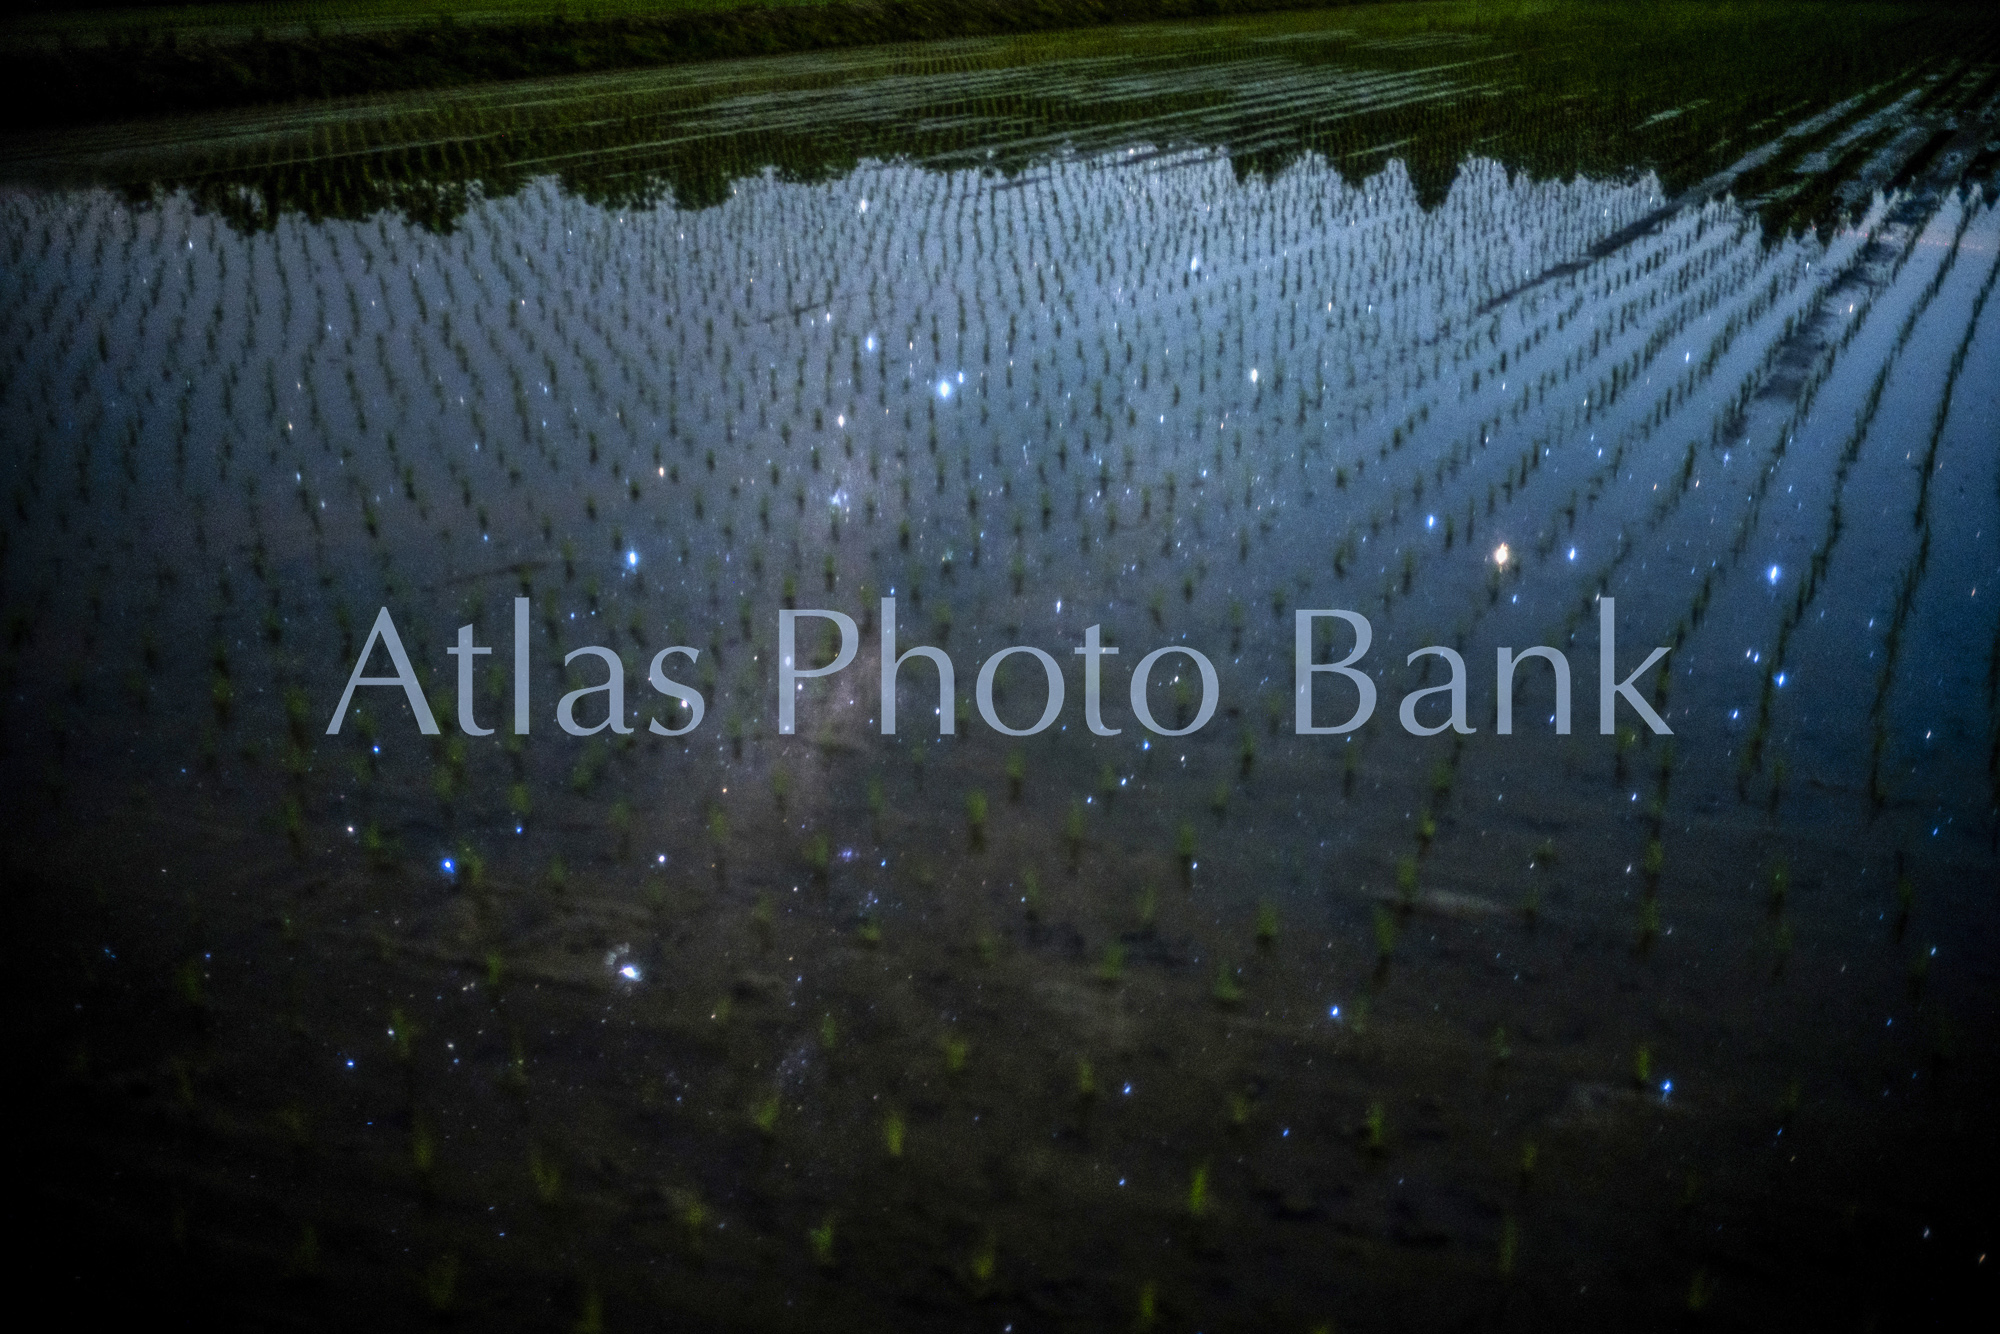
[{"xmin": 6, "ymin": 4, "xmax": 2000, "ymax": 1329}]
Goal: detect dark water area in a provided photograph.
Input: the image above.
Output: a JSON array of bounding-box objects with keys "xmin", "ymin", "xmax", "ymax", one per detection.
[{"xmin": 5, "ymin": 4, "xmax": 2000, "ymax": 1329}]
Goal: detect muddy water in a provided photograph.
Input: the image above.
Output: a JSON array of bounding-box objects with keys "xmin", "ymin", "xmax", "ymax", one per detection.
[{"xmin": 7, "ymin": 6, "xmax": 2000, "ymax": 1329}]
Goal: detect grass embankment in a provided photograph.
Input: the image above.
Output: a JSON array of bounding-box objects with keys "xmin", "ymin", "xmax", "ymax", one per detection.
[{"xmin": 4, "ymin": 0, "xmax": 1360, "ymax": 128}]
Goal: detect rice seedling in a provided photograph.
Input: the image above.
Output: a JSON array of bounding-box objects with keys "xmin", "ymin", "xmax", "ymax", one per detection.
[
  {"xmin": 410, "ymin": 1115, "xmax": 436, "ymax": 1179},
  {"xmin": 808, "ymin": 1215, "xmax": 837, "ymax": 1270},
  {"xmin": 1075, "ymin": 1057, "xmax": 1097, "ymax": 1102},
  {"xmin": 1021, "ymin": 868, "xmax": 1043, "ymax": 921},
  {"xmin": 287, "ymin": 1223, "xmax": 322, "ymax": 1281},
  {"xmin": 1372, "ymin": 905, "xmax": 1399, "ymax": 962},
  {"xmin": 529, "ymin": 1144, "xmax": 562, "ymax": 1205},
  {"xmin": 882, "ymin": 1110, "xmax": 906, "ymax": 1159},
  {"xmin": 1211, "ymin": 960, "xmax": 1244, "ymax": 1007},
  {"xmin": 964, "ymin": 1231, "xmax": 998, "ymax": 1296},
  {"xmin": 1768, "ymin": 861, "xmax": 1791, "ymax": 913},
  {"xmin": 1361, "ymin": 1101, "xmax": 1387, "ymax": 1155},
  {"xmin": 423, "ymin": 1253, "xmax": 459, "ymax": 1312},
  {"xmin": 966, "ymin": 788, "xmax": 989, "ymax": 848},
  {"xmin": 1134, "ymin": 1280, "xmax": 1159, "ymax": 1332},
  {"xmin": 1134, "ymin": 884, "xmax": 1159, "ymax": 933}
]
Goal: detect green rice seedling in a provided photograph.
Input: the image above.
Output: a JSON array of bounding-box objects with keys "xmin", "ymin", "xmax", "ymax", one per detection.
[
  {"xmin": 1176, "ymin": 822, "xmax": 1197, "ymax": 869},
  {"xmin": 277, "ymin": 1105, "xmax": 312, "ymax": 1152},
  {"xmin": 1491, "ymin": 1026, "xmax": 1512, "ymax": 1067},
  {"xmin": 1064, "ymin": 803, "xmax": 1087, "ymax": 866},
  {"xmin": 753, "ymin": 1093, "xmax": 781, "ymax": 1137},
  {"xmin": 857, "ymin": 914, "xmax": 882, "ymax": 947},
  {"xmin": 1637, "ymin": 897, "xmax": 1660, "ymax": 951},
  {"xmin": 287, "ymin": 1223, "xmax": 321, "ymax": 1280},
  {"xmin": 1520, "ymin": 885, "xmax": 1541, "ymax": 926},
  {"xmin": 808, "ymin": 1215, "xmax": 836, "ymax": 1270},
  {"xmin": 504, "ymin": 1033, "xmax": 528, "ymax": 1095},
  {"xmin": 1372, "ymin": 905, "xmax": 1398, "ymax": 962},
  {"xmin": 1416, "ymin": 808, "xmax": 1436, "ymax": 849},
  {"xmin": 1498, "ymin": 1215, "xmax": 1519, "ymax": 1279},
  {"xmin": 546, "ymin": 855, "xmax": 568, "ymax": 894},
  {"xmin": 1394, "ymin": 855, "xmax": 1418, "ymax": 904},
  {"xmin": 574, "ymin": 1285, "xmax": 605, "ymax": 1334},
  {"xmin": 1768, "ymin": 861, "xmax": 1791, "ymax": 912},
  {"xmin": 1362, "ymin": 1102, "xmax": 1387, "ymax": 1155},
  {"xmin": 410, "ymin": 1115, "xmax": 437, "ymax": 1179},
  {"xmin": 176, "ymin": 956, "xmax": 207, "ymax": 1012},
  {"xmin": 1210, "ymin": 780, "xmax": 1230, "ymax": 817},
  {"xmin": 609, "ymin": 800, "xmax": 633, "ymax": 859},
  {"xmin": 1894, "ymin": 875, "xmax": 1915, "ymax": 940},
  {"xmin": 1255, "ymin": 901, "xmax": 1278, "ymax": 950},
  {"xmin": 1931, "ymin": 1012, "xmax": 1960, "ymax": 1068},
  {"xmin": 1022, "ymin": 868, "xmax": 1043, "ymax": 921},
  {"xmin": 1096, "ymin": 943, "xmax": 1126, "ymax": 986},
  {"xmin": 424, "ymin": 1253, "xmax": 458, "ymax": 1312},
  {"xmin": 1908, "ymin": 948, "xmax": 1932, "ymax": 1003},
  {"xmin": 1687, "ymin": 1268, "xmax": 1717, "ymax": 1313},
  {"xmin": 1135, "ymin": 884, "xmax": 1158, "ymax": 932},
  {"xmin": 1005, "ymin": 751, "xmax": 1025, "ymax": 801},
  {"xmin": 1075, "ymin": 1057, "xmax": 1097, "ymax": 1102},
  {"xmin": 1211, "ymin": 960, "xmax": 1243, "ymax": 1007},
  {"xmin": 1228, "ymin": 1093, "xmax": 1252, "ymax": 1130},
  {"xmin": 966, "ymin": 789, "xmax": 989, "ymax": 849},
  {"xmin": 388, "ymin": 1008, "xmax": 416, "ymax": 1065},
  {"xmin": 1531, "ymin": 839, "xmax": 1557, "ymax": 868},
  {"xmin": 882, "ymin": 1110, "xmax": 906, "ymax": 1159},
  {"xmin": 1098, "ymin": 763, "xmax": 1119, "ymax": 802},
  {"xmin": 977, "ymin": 928, "xmax": 1001, "ymax": 964},
  {"xmin": 803, "ymin": 832, "xmax": 831, "ymax": 879},
  {"xmin": 1134, "ymin": 1281, "xmax": 1159, "ymax": 1331},
  {"xmin": 941, "ymin": 1034, "xmax": 969, "ymax": 1076},
  {"xmin": 1633, "ymin": 1045, "xmax": 1653, "ymax": 1089},
  {"xmin": 529, "ymin": 1144, "xmax": 561, "ymax": 1205},
  {"xmin": 771, "ymin": 766, "xmax": 791, "ymax": 813},
  {"xmin": 1614, "ymin": 725, "xmax": 1639, "ymax": 784},
  {"xmin": 751, "ymin": 894, "xmax": 775, "ymax": 948},
  {"xmin": 966, "ymin": 1230, "xmax": 998, "ymax": 1294},
  {"xmin": 818, "ymin": 1013, "xmax": 839, "ymax": 1050},
  {"xmin": 1429, "ymin": 760, "xmax": 1453, "ymax": 803},
  {"xmin": 680, "ymin": 1194, "xmax": 709, "ymax": 1254},
  {"xmin": 1186, "ymin": 1163, "xmax": 1210, "ymax": 1217},
  {"xmin": 1518, "ymin": 1140, "xmax": 1539, "ymax": 1187},
  {"xmin": 1641, "ymin": 839, "xmax": 1665, "ymax": 880}
]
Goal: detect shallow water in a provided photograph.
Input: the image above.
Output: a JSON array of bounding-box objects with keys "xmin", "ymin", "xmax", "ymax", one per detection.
[{"xmin": 8, "ymin": 5, "xmax": 2000, "ymax": 1329}]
